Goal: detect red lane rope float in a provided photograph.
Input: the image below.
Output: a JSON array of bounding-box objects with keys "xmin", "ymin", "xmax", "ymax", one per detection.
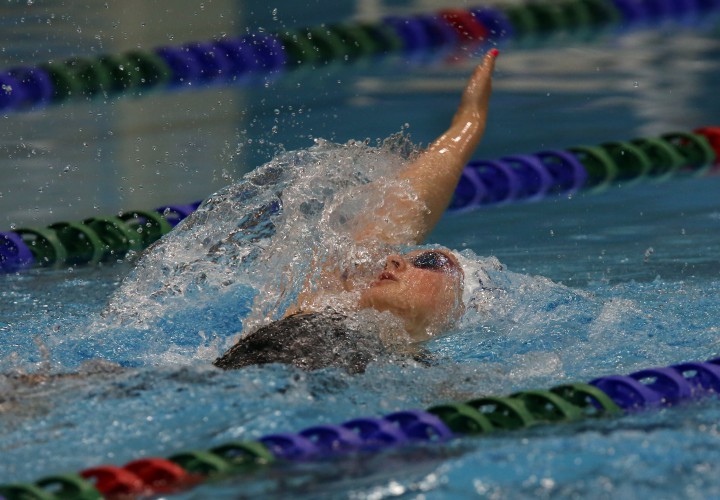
[
  {"xmin": 439, "ymin": 8, "xmax": 490, "ymax": 42},
  {"xmin": 79, "ymin": 466, "xmax": 146, "ymax": 498},
  {"xmin": 124, "ymin": 458, "xmax": 199, "ymax": 494}
]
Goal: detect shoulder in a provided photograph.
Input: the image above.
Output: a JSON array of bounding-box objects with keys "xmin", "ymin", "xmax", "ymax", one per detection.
[{"xmin": 213, "ymin": 310, "xmax": 384, "ymax": 373}]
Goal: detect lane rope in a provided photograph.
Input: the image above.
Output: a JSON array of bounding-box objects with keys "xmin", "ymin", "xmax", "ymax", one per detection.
[
  {"xmin": 2, "ymin": 126, "xmax": 717, "ymax": 274},
  {"xmin": 2, "ymin": 356, "xmax": 719, "ymax": 498},
  {"xmin": 2, "ymin": 0, "xmax": 719, "ymax": 113}
]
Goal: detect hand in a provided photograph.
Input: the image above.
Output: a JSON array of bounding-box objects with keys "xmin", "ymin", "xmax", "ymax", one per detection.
[{"xmin": 456, "ymin": 48, "xmax": 499, "ymax": 122}]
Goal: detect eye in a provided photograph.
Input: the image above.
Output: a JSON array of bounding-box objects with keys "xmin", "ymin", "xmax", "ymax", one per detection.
[{"xmin": 411, "ymin": 251, "xmax": 450, "ymax": 270}]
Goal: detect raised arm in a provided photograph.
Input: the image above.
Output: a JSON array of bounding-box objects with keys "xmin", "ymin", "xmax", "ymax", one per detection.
[
  {"xmin": 352, "ymin": 48, "xmax": 498, "ymax": 245},
  {"xmin": 282, "ymin": 51, "xmax": 498, "ymax": 315},
  {"xmin": 399, "ymin": 48, "xmax": 498, "ymax": 241}
]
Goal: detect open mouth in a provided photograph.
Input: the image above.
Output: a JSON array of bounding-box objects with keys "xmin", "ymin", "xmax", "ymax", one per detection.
[{"xmin": 377, "ymin": 271, "xmax": 398, "ymax": 283}]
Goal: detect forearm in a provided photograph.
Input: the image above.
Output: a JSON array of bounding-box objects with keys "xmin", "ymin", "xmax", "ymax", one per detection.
[{"xmin": 399, "ymin": 115, "xmax": 486, "ymax": 241}]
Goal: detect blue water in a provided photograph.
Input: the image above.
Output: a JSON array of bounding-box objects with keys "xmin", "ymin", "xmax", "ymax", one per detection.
[{"xmin": 2, "ymin": 1, "xmax": 720, "ymax": 498}]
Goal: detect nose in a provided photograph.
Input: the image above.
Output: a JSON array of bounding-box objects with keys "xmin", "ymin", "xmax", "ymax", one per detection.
[{"xmin": 385, "ymin": 254, "xmax": 407, "ymax": 272}]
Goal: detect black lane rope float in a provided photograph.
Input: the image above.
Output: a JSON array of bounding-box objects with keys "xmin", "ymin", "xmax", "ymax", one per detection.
[
  {"xmin": 1, "ymin": 0, "xmax": 719, "ymax": 113},
  {"xmin": 2, "ymin": 355, "xmax": 720, "ymax": 499},
  {"xmin": 1, "ymin": 126, "xmax": 718, "ymax": 274}
]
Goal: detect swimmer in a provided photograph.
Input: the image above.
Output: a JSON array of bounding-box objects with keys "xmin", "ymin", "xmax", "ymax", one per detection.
[{"xmin": 215, "ymin": 49, "xmax": 498, "ymax": 373}]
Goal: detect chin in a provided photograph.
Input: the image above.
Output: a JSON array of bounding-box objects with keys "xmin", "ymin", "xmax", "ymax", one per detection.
[
  {"xmin": 371, "ymin": 278, "xmax": 399, "ymax": 287},
  {"xmin": 361, "ymin": 288, "xmax": 406, "ymax": 315}
]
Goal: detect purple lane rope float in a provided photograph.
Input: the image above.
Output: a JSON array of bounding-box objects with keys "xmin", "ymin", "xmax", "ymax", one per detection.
[
  {"xmin": 1, "ymin": 126, "xmax": 718, "ymax": 274},
  {"xmin": 2, "ymin": 0, "xmax": 720, "ymax": 113},
  {"xmin": 2, "ymin": 356, "xmax": 720, "ymax": 498}
]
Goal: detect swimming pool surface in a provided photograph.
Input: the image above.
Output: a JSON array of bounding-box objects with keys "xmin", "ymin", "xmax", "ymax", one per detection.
[{"xmin": 2, "ymin": 0, "xmax": 720, "ymax": 498}]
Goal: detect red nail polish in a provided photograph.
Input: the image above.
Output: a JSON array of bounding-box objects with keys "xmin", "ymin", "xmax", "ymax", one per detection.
[{"xmin": 490, "ymin": 48, "xmax": 500, "ymax": 57}]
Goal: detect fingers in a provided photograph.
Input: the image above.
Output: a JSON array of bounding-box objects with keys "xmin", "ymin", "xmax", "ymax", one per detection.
[
  {"xmin": 479, "ymin": 48, "xmax": 499, "ymax": 71},
  {"xmin": 486, "ymin": 48, "xmax": 499, "ymax": 72},
  {"xmin": 471, "ymin": 49, "xmax": 498, "ymax": 89},
  {"xmin": 460, "ymin": 48, "xmax": 498, "ymax": 112}
]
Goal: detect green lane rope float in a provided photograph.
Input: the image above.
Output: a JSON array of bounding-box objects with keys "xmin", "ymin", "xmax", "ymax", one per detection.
[
  {"xmin": 601, "ymin": 141, "xmax": 653, "ymax": 182},
  {"xmin": 661, "ymin": 131, "xmax": 716, "ymax": 175},
  {"xmin": 82, "ymin": 216, "xmax": 145, "ymax": 262},
  {"xmin": 566, "ymin": 145, "xmax": 620, "ymax": 190},
  {"xmin": 1, "ymin": 203, "xmax": 200, "ymax": 272},
  {"xmin": 2, "ymin": 0, "xmax": 720, "ymax": 112},
  {"xmin": 469, "ymin": 395, "xmax": 540, "ymax": 429},
  {"xmin": 2, "ymin": 357, "xmax": 719, "ymax": 499},
  {"xmin": 2, "ymin": 127, "xmax": 719, "ymax": 274},
  {"xmin": 427, "ymin": 402, "xmax": 495, "ymax": 434},
  {"xmin": 630, "ymin": 136, "xmax": 687, "ymax": 179}
]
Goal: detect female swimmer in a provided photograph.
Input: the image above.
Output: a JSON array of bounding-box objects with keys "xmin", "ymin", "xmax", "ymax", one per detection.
[{"xmin": 214, "ymin": 49, "xmax": 499, "ymax": 373}]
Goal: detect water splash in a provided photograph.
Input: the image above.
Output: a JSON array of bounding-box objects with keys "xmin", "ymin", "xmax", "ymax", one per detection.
[
  {"xmin": 4, "ymin": 134, "xmax": 694, "ymax": 377},
  {"xmin": 86, "ymin": 135, "xmax": 421, "ymax": 361}
]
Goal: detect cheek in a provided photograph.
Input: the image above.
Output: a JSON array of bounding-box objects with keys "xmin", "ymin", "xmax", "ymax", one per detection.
[
  {"xmin": 422, "ymin": 274, "xmax": 461, "ymax": 309},
  {"xmin": 410, "ymin": 275, "xmax": 453, "ymax": 308}
]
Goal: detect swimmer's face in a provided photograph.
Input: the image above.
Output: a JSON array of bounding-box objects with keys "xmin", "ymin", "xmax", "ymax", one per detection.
[{"xmin": 359, "ymin": 249, "xmax": 464, "ymax": 340}]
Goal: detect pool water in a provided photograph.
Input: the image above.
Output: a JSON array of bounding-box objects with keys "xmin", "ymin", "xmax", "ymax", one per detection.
[{"xmin": 2, "ymin": 0, "xmax": 720, "ymax": 498}]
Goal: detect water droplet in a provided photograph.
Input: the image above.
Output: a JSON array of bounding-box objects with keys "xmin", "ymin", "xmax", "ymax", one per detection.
[{"xmin": 643, "ymin": 247, "xmax": 654, "ymax": 262}]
